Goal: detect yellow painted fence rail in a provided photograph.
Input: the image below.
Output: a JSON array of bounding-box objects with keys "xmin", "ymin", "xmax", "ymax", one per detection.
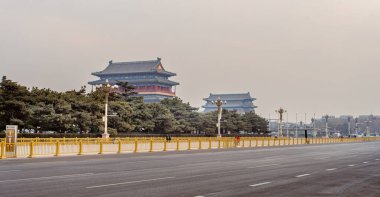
[{"xmin": 1, "ymin": 137, "xmax": 379, "ymax": 159}]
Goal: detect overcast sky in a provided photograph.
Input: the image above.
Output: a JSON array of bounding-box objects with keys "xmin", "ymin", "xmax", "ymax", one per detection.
[{"xmin": 1, "ymin": 0, "xmax": 380, "ymax": 122}]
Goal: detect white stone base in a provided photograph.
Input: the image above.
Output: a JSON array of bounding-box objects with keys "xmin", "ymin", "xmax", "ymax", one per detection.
[{"xmin": 102, "ymin": 133, "xmax": 110, "ymax": 139}]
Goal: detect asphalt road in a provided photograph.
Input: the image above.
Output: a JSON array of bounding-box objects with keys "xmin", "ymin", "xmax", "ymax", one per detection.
[{"xmin": 0, "ymin": 141, "xmax": 379, "ymax": 197}]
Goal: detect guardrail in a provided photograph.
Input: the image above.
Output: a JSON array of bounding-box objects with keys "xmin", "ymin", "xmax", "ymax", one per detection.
[{"xmin": 1, "ymin": 137, "xmax": 379, "ymax": 159}]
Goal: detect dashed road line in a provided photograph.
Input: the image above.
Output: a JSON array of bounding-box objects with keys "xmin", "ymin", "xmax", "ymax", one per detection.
[
  {"xmin": 248, "ymin": 164, "xmax": 279, "ymax": 169},
  {"xmin": 0, "ymin": 170, "xmax": 20, "ymax": 173},
  {"xmin": 250, "ymin": 182, "xmax": 272, "ymax": 187},
  {"xmin": 295, "ymin": 174, "xmax": 311, "ymax": 178},
  {"xmin": 363, "ymin": 161, "xmax": 369, "ymax": 164},
  {"xmin": 326, "ymin": 168, "xmax": 337, "ymax": 171},
  {"xmin": 86, "ymin": 177, "xmax": 175, "ymax": 189},
  {"xmin": 347, "ymin": 164, "xmax": 356, "ymax": 167},
  {"xmin": 0, "ymin": 173, "xmax": 95, "ymax": 183},
  {"xmin": 375, "ymin": 159, "xmax": 379, "ymax": 161}
]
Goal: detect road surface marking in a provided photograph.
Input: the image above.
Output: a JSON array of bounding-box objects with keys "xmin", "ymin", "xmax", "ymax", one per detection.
[
  {"xmin": 363, "ymin": 161, "xmax": 369, "ymax": 164},
  {"xmin": 0, "ymin": 170, "xmax": 20, "ymax": 173},
  {"xmin": 347, "ymin": 164, "xmax": 355, "ymax": 167},
  {"xmin": 194, "ymin": 196, "xmax": 205, "ymax": 197},
  {"xmin": 250, "ymin": 182, "xmax": 272, "ymax": 187},
  {"xmin": 326, "ymin": 168, "xmax": 336, "ymax": 171},
  {"xmin": 296, "ymin": 174, "xmax": 311, "ymax": 178},
  {"xmin": 375, "ymin": 159, "xmax": 379, "ymax": 161},
  {"xmin": 86, "ymin": 177, "xmax": 175, "ymax": 189},
  {"xmin": 248, "ymin": 164, "xmax": 279, "ymax": 169},
  {"xmin": 0, "ymin": 173, "xmax": 95, "ymax": 183}
]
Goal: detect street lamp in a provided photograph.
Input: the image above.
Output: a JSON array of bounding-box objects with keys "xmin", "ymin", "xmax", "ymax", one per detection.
[
  {"xmin": 100, "ymin": 79, "xmax": 118, "ymax": 139},
  {"xmin": 275, "ymin": 108, "xmax": 287, "ymax": 137},
  {"xmin": 323, "ymin": 114, "xmax": 329, "ymax": 138},
  {"xmin": 211, "ymin": 97, "xmax": 226, "ymax": 138},
  {"xmin": 347, "ymin": 116, "xmax": 352, "ymax": 136}
]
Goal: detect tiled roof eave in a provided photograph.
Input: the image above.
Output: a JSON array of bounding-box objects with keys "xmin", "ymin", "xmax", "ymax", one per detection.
[{"xmin": 91, "ymin": 70, "xmax": 175, "ymax": 77}]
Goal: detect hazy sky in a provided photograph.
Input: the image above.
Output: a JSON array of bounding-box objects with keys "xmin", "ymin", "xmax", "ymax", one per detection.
[{"xmin": 1, "ymin": 0, "xmax": 380, "ymax": 122}]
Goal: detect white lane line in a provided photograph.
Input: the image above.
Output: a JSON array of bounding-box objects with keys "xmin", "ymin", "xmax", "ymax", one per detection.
[
  {"xmin": 375, "ymin": 159, "xmax": 379, "ymax": 161},
  {"xmin": 248, "ymin": 164, "xmax": 279, "ymax": 169},
  {"xmin": 249, "ymin": 182, "xmax": 272, "ymax": 187},
  {"xmin": 326, "ymin": 168, "xmax": 337, "ymax": 171},
  {"xmin": 86, "ymin": 177, "xmax": 175, "ymax": 189},
  {"xmin": 295, "ymin": 174, "xmax": 311, "ymax": 178},
  {"xmin": 363, "ymin": 161, "xmax": 369, "ymax": 164},
  {"xmin": 0, "ymin": 173, "xmax": 95, "ymax": 183},
  {"xmin": 0, "ymin": 170, "xmax": 20, "ymax": 173},
  {"xmin": 347, "ymin": 164, "xmax": 356, "ymax": 167}
]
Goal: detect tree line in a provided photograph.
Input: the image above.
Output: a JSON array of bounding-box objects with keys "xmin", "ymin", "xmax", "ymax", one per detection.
[{"xmin": 0, "ymin": 76, "xmax": 269, "ymax": 135}]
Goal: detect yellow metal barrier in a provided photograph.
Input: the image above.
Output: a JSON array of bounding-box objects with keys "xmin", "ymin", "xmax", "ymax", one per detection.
[{"xmin": 1, "ymin": 136, "xmax": 379, "ymax": 159}]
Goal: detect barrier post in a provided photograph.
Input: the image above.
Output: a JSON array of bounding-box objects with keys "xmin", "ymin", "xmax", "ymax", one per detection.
[
  {"xmin": 99, "ymin": 141, "xmax": 103, "ymax": 154},
  {"xmin": 149, "ymin": 140, "xmax": 153, "ymax": 152},
  {"xmin": 1, "ymin": 142, "xmax": 5, "ymax": 159},
  {"xmin": 78, "ymin": 140, "xmax": 83, "ymax": 155},
  {"xmin": 188, "ymin": 139, "xmax": 191, "ymax": 150},
  {"xmin": 163, "ymin": 140, "xmax": 167, "ymax": 151},
  {"xmin": 255, "ymin": 138, "xmax": 258, "ymax": 147},
  {"xmin": 198, "ymin": 139, "xmax": 202, "ymax": 150},
  {"xmin": 208, "ymin": 140, "xmax": 211, "ymax": 149},
  {"xmin": 118, "ymin": 140, "xmax": 122, "ymax": 154},
  {"xmin": 134, "ymin": 140, "xmax": 138, "ymax": 153},
  {"xmin": 176, "ymin": 140, "xmax": 180, "ymax": 151},
  {"xmin": 218, "ymin": 139, "xmax": 221, "ymax": 149},
  {"xmin": 29, "ymin": 142, "xmax": 34, "ymax": 158},
  {"xmin": 273, "ymin": 138, "xmax": 276, "ymax": 147},
  {"xmin": 249, "ymin": 139, "xmax": 252, "ymax": 148},
  {"xmin": 55, "ymin": 141, "xmax": 60, "ymax": 157}
]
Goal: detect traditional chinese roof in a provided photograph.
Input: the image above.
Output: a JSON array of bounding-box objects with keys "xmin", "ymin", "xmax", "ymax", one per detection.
[
  {"xmin": 88, "ymin": 77, "xmax": 179, "ymax": 86},
  {"xmin": 202, "ymin": 92, "xmax": 257, "ymax": 114},
  {"xmin": 92, "ymin": 57, "xmax": 176, "ymax": 77},
  {"xmin": 203, "ymin": 93, "xmax": 255, "ymax": 101}
]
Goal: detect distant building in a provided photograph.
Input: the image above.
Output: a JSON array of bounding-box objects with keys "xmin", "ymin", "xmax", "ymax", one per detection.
[
  {"xmin": 89, "ymin": 58, "xmax": 179, "ymax": 103},
  {"xmin": 202, "ymin": 93, "xmax": 257, "ymax": 114}
]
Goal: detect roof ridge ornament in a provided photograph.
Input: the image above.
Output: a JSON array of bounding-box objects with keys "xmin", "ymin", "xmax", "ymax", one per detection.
[
  {"xmin": 157, "ymin": 57, "xmax": 161, "ymax": 62},
  {"xmin": 109, "ymin": 60, "xmax": 113, "ymax": 65}
]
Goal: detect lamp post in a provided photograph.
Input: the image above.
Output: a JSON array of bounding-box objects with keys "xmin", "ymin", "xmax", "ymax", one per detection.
[
  {"xmin": 323, "ymin": 114, "xmax": 329, "ymax": 138},
  {"xmin": 211, "ymin": 97, "xmax": 226, "ymax": 138},
  {"xmin": 347, "ymin": 116, "xmax": 351, "ymax": 136},
  {"xmin": 295, "ymin": 113, "xmax": 298, "ymax": 138},
  {"xmin": 275, "ymin": 108, "xmax": 287, "ymax": 137},
  {"xmin": 311, "ymin": 113, "xmax": 316, "ymax": 137},
  {"xmin": 101, "ymin": 79, "xmax": 118, "ymax": 139},
  {"xmin": 286, "ymin": 112, "xmax": 289, "ymax": 138}
]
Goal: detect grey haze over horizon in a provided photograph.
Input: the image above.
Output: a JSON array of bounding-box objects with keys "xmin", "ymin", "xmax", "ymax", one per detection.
[{"xmin": 1, "ymin": 0, "xmax": 380, "ymax": 122}]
